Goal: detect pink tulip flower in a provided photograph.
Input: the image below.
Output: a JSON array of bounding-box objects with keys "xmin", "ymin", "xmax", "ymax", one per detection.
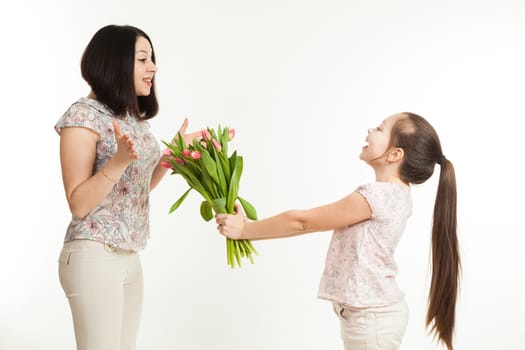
[
  {"xmin": 163, "ymin": 148, "xmax": 173, "ymax": 157},
  {"xmin": 202, "ymin": 129, "xmax": 211, "ymax": 140},
  {"xmin": 228, "ymin": 129, "xmax": 235, "ymax": 141},
  {"xmin": 174, "ymin": 157, "xmax": 185, "ymax": 165},
  {"xmin": 212, "ymin": 139, "xmax": 222, "ymax": 151},
  {"xmin": 191, "ymin": 151, "xmax": 201, "ymax": 160},
  {"xmin": 160, "ymin": 161, "xmax": 172, "ymax": 169},
  {"xmin": 182, "ymin": 149, "xmax": 191, "ymax": 157}
]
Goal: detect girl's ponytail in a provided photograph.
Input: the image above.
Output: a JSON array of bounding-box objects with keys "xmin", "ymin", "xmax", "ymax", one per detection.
[{"xmin": 426, "ymin": 158, "xmax": 460, "ymax": 350}]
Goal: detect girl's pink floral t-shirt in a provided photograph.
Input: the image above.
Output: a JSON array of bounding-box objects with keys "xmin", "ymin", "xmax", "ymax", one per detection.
[
  {"xmin": 318, "ymin": 182, "xmax": 412, "ymax": 308},
  {"xmin": 55, "ymin": 97, "xmax": 161, "ymax": 251}
]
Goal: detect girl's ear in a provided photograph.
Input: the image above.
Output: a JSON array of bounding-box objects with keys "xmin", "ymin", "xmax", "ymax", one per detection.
[{"xmin": 387, "ymin": 147, "xmax": 405, "ymax": 163}]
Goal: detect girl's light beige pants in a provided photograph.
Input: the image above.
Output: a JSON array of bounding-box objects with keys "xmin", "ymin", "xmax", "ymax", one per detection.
[
  {"xmin": 58, "ymin": 239, "xmax": 143, "ymax": 350},
  {"xmin": 333, "ymin": 300, "xmax": 409, "ymax": 350}
]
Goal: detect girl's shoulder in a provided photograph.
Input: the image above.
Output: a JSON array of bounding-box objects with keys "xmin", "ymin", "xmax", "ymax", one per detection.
[
  {"xmin": 355, "ymin": 182, "xmax": 411, "ymax": 217},
  {"xmin": 356, "ymin": 181, "xmax": 410, "ymax": 191}
]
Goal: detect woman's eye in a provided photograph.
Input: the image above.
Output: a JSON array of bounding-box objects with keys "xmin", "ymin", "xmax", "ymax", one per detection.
[{"xmin": 138, "ymin": 58, "xmax": 147, "ymax": 63}]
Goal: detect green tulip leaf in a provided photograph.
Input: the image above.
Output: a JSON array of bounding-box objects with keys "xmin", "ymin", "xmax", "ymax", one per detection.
[
  {"xmin": 229, "ymin": 150, "xmax": 237, "ymax": 171},
  {"xmin": 215, "ymin": 157, "xmax": 228, "ymax": 197},
  {"xmin": 237, "ymin": 196, "xmax": 258, "ymax": 220},
  {"xmin": 213, "ymin": 197, "xmax": 227, "ymax": 213},
  {"xmin": 200, "ymin": 149, "xmax": 220, "ymax": 184},
  {"xmin": 217, "ymin": 153, "xmax": 231, "ymax": 181},
  {"xmin": 200, "ymin": 201, "xmax": 213, "ymax": 221},
  {"xmin": 169, "ymin": 188, "xmax": 192, "ymax": 213},
  {"xmin": 227, "ymin": 156, "xmax": 243, "ymax": 213}
]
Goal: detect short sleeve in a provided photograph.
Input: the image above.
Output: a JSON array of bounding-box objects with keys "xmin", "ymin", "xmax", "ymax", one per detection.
[
  {"xmin": 355, "ymin": 182, "xmax": 411, "ymax": 222},
  {"xmin": 54, "ymin": 102, "xmax": 109, "ymax": 137},
  {"xmin": 355, "ymin": 183, "xmax": 378, "ymax": 218}
]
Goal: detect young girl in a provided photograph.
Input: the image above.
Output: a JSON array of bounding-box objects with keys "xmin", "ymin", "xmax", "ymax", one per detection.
[{"xmin": 215, "ymin": 112, "xmax": 460, "ymax": 350}]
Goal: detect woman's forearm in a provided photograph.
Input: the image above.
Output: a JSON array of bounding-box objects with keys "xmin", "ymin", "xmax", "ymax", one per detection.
[
  {"xmin": 67, "ymin": 157, "xmax": 129, "ymax": 218},
  {"xmin": 150, "ymin": 159, "xmax": 169, "ymax": 191}
]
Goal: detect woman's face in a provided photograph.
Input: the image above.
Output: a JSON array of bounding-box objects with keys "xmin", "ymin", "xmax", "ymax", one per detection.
[{"xmin": 134, "ymin": 36, "xmax": 157, "ymax": 96}]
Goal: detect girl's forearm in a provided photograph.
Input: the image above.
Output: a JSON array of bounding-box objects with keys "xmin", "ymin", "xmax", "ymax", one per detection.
[{"xmin": 243, "ymin": 210, "xmax": 315, "ymax": 240}]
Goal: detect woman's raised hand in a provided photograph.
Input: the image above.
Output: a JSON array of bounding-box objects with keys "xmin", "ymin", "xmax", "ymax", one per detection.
[
  {"xmin": 113, "ymin": 121, "xmax": 139, "ymax": 164},
  {"xmin": 173, "ymin": 117, "xmax": 201, "ymax": 146}
]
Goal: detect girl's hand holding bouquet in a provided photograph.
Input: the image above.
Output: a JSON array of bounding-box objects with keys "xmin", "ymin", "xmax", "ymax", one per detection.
[{"xmin": 215, "ymin": 204, "xmax": 248, "ymax": 240}]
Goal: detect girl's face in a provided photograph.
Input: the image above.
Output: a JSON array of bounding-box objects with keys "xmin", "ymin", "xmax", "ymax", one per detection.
[
  {"xmin": 360, "ymin": 114, "xmax": 402, "ymax": 164},
  {"xmin": 134, "ymin": 36, "xmax": 157, "ymax": 96}
]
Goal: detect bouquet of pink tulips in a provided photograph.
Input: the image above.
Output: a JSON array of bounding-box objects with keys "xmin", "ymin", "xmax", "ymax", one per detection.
[{"xmin": 162, "ymin": 126, "xmax": 258, "ymax": 268}]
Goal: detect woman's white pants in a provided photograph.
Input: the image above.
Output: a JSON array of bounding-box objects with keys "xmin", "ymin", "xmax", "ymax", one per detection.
[{"xmin": 58, "ymin": 239, "xmax": 143, "ymax": 350}]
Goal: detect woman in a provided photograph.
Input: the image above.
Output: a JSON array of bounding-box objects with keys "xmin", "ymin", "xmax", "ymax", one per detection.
[{"xmin": 55, "ymin": 24, "xmax": 199, "ymax": 350}]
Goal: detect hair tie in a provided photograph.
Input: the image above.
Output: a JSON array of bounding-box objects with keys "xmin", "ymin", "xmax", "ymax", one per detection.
[{"xmin": 437, "ymin": 155, "xmax": 446, "ymax": 166}]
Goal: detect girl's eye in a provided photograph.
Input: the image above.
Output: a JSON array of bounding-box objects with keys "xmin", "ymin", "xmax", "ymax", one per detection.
[{"xmin": 138, "ymin": 58, "xmax": 147, "ymax": 63}]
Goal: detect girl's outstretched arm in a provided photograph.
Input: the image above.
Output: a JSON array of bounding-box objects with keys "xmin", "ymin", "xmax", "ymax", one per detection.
[{"xmin": 215, "ymin": 191, "xmax": 372, "ymax": 240}]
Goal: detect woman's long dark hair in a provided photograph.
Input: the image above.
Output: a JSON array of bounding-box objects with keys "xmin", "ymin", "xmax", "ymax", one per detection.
[
  {"xmin": 81, "ymin": 24, "xmax": 159, "ymax": 119},
  {"xmin": 391, "ymin": 112, "xmax": 460, "ymax": 350}
]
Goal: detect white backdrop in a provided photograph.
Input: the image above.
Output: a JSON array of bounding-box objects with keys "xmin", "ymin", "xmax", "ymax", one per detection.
[{"xmin": 1, "ymin": 1, "xmax": 524, "ymax": 349}]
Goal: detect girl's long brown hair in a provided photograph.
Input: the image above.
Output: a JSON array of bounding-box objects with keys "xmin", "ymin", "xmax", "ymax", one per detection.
[{"xmin": 391, "ymin": 112, "xmax": 460, "ymax": 350}]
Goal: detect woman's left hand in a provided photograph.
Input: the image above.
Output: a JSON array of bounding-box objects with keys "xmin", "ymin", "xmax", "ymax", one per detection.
[{"xmin": 172, "ymin": 118, "xmax": 201, "ymax": 145}]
